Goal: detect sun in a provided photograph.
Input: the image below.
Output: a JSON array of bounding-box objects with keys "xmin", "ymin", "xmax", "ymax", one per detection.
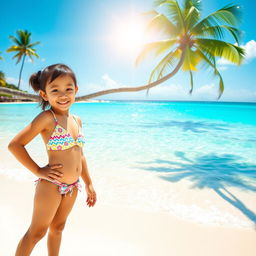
[{"xmin": 111, "ymin": 13, "xmax": 155, "ymax": 58}]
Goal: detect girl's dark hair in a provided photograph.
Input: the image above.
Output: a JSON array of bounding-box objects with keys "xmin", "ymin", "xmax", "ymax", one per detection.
[{"xmin": 29, "ymin": 63, "xmax": 77, "ymax": 111}]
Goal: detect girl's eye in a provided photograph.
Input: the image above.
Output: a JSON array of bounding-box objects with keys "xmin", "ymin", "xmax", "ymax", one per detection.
[{"xmin": 51, "ymin": 88, "xmax": 73, "ymax": 93}]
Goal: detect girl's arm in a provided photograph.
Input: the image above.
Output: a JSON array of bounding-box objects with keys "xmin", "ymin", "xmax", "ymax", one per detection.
[
  {"xmin": 81, "ymin": 153, "xmax": 93, "ymax": 186},
  {"xmin": 76, "ymin": 116, "xmax": 93, "ymax": 186},
  {"xmin": 8, "ymin": 112, "xmax": 49, "ymax": 176},
  {"xmin": 77, "ymin": 116, "xmax": 96, "ymax": 207},
  {"xmin": 81, "ymin": 151, "xmax": 97, "ymax": 207}
]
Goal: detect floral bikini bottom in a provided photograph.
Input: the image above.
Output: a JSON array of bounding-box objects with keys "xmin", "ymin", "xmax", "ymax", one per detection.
[{"xmin": 34, "ymin": 178, "xmax": 82, "ymax": 197}]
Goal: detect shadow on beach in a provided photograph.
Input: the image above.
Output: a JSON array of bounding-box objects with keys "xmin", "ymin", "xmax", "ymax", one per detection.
[{"xmin": 139, "ymin": 152, "xmax": 256, "ymax": 227}]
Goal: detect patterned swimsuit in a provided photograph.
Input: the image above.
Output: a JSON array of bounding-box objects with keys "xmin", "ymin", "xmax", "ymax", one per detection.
[{"xmin": 34, "ymin": 109, "xmax": 85, "ymax": 196}]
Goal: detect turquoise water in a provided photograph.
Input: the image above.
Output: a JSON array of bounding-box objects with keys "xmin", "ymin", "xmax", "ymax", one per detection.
[{"xmin": 1, "ymin": 101, "xmax": 256, "ymax": 228}]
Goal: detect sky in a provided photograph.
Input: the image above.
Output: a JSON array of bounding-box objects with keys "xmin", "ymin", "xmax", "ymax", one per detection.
[{"xmin": 0, "ymin": 0, "xmax": 256, "ymax": 102}]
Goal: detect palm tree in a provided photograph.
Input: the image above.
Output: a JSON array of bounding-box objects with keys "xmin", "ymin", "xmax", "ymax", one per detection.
[
  {"xmin": 76, "ymin": 0, "xmax": 245, "ymax": 101},
  {"xmin": 0, "ymin": 51, "xmax": 3, "ymax": 61},
  {"xmin": 6, "ymin": 30, "xmax": 40, "ymax": 89},
  {"xmin": 136, "ymin": 0, "xmax": 245, "ymax": 98}
]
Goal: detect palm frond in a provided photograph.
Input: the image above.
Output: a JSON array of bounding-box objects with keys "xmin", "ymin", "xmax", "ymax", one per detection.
[
  {"xmin": 189, "ymin": 70, "xmax": 194, "ymax": 93},
  {"xmin": 196, "ymin": 25, "xmax": 243, "ymax": 45},
  {"xmin": 155, "ymin": 48, "xmax": 180, "ymax": 81},
  {"xmin": 135, "ymin": 39, "xmax": 177, "ymax": 66},
  {"xmin": 184, "ymin": 6, "xmax": 200, "ymax": 31},
  {"xmin": 153, "ymin": 0, "xmax": 169, "ymax": 7},
  {"xmin": 8, "ymin": 36, "xmax": 21, "ymax": 46},
  {"xmin": 191, "ymin": 4, "xmax": 242, "ymax": 34},
  {"xmin": 6, "ymin": 46, "xmax": 22, "ymax": 53},
  {"xmin": 183, "ymin": 0, "xmax": 201, "ymax": 30},
  {"xmin": 182, "ymin": 46, "xmax": 201, "ymax": 71},
  {"xmin": 19, "ymin": 30, "xmax": 31, "ymax": 45},
  {"xmin": 12, "ymin": 52, "xmax": 23, "ymax": 64},
  {"xmin": 196, "ymin": 38, "xmax": 245, "ymax": 65},
  {"xmin": 27, "ymin": 49, "xmax": 39, "ymax": 59},
  {"xmin": 184, "ymin": 0, "xmax": 202, "ymax": 13},
  {"xmin": 28, "ymin": 41, "xmax": 40, "ymax": 48},
  {"xmin": 197, "ymin": 48, "xmax": 224, "ymax": 97},
  {"xmin": 154, "ymin": 0, "xmax": 185, "ymax": 31},
  {"xmin": 145, "ymin": 11, "xmax": 178, "ymax": 38}
]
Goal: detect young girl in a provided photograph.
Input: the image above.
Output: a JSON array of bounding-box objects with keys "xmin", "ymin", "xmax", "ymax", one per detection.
[{"xmin": 8, "ymin": 63, "xmax": 97, "ymax": 256}]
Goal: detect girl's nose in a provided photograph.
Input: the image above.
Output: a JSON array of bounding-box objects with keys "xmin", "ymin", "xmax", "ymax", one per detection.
[{"xmin": 59, "ymin": 91, "xmax": 68, "ymax": 97}]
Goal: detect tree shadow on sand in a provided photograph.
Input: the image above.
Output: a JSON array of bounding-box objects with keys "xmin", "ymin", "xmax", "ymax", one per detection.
[
  {"xmin": 138, "ymin": 120, "xmax": 229, "ymax": 133},
  {"xmin": 139, "ymin": 152, "xmax": 256, "ymax": 226}
]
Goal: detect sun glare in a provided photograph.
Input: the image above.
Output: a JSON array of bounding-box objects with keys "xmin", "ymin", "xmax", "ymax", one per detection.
[{"xmin": 111, "ymin": 14, "xmax": 156, "ymax": 58}]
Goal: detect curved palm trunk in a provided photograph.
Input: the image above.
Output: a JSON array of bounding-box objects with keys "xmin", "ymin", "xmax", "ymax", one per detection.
[
  {"xmin": 18, "ymin": 54, "xmax": 26, "ymax": 89},
  {"xmin": 76, "ymin": 50, "xmax": 185, "ymax": 101},
  {"xmin": 0, "ymin": 87, "xmax": 38, "ymax": 100},
  {"xmin": 1, "ymin": 51, "xmax": 185, "ymax": 102}
]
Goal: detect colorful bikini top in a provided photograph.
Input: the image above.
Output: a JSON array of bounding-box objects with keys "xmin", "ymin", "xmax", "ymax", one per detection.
[{"xmin": 46, "ymin": 109, "xmax": 86, "ymax": 151}]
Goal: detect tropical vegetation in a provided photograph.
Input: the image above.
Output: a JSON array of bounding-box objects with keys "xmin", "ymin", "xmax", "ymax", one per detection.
[{"xmin": 6, "ymin": 29, "xmax": 40, "ymax": 89}]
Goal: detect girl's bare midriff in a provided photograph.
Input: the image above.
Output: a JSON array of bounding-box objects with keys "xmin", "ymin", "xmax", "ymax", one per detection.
[{"xmin": 47, "ymin": 146, "xmax": 83, "ymax": 184}]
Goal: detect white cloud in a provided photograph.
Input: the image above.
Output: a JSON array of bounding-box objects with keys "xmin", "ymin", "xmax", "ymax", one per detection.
[
  {"xmin": 194, "ymin": 83, "xmax": 217, "ymax": 96},
  {"xmin": 102, "ymin": 73, "xmax": 124, "ymax": 88},
  {"xmin": 217, "ymin": 58, "xmax": 233, "ymax": 66},
  {"xmin": 217, "ymin": 40, "xmax": 256, "ymax": 67},
  {"xmin": 147, "ymin": 83, "xmax": 187, "ymax": 98},
  {"xmin": 221, "ymin": 87, "xmax": 256, "ymax": 102},
  {"xmin": 243, "ymin": 40, "xmax": 256, "ymax": 61},
  {"xmin": 153, "ymin": 82, "xmax": 256, "ymax": 102},
  {"xmin": 77, "ymin": 73, "xmax": 126, "ymax": 97},
  {"xmin": 142, "ymin": 82, "xmax": 219, "ymax": 101}
]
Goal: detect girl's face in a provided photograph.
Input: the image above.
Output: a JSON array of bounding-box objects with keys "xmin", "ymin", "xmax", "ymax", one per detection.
[{"xmin": 40, "ymin": 74, "xmax": 78, "ymax": 111}]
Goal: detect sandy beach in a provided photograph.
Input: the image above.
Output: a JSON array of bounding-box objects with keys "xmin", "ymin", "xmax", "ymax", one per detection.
[
  {"xmin": 1, "ymin": 100, "xmax": 256, "ymax": 256},
  {"xmin": 1, "ymin": 173, "xmax": 255, "ymax": 256}
]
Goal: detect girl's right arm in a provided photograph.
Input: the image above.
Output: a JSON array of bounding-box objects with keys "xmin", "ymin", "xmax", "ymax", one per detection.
[{"xmin": 8, "ymin": 112, "xmax": 63, "ymax": 180}]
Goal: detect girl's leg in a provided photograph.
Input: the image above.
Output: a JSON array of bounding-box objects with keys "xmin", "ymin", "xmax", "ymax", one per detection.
[
  {"xmin": 15, "ymin": 179, "xmax": 62, "ymax": 256},
  {"xmin": 47, "ymin": 187, "xmax": 78, "ymax": 256}
]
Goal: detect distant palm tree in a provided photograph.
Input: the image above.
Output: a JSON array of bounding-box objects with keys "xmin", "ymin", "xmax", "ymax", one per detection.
[
  {"xmin": 76, "ymin": 0, "xmax": 245, "ymax": 102},
  {"xmin": 6, "ymin": 30, "xmax": 40, "ymax": 89},
  {"xmin": 0, "ymin": 51, "xmax": 3, "ymax": 61}
]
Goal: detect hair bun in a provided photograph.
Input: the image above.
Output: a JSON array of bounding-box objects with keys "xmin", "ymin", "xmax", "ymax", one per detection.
[{"xmin": 29, "ymin": 71, "xmax": 41, "ymax": 92}]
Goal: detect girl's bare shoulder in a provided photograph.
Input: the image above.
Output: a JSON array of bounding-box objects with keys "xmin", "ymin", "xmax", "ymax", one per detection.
[
  {"xmin": 8, "ymin": 110, "xmax": 54, "ymax": 146},
  {"xmin": 73, "ymin": 114, "xmax": 83, "ymax": 127},
  {"xmin": 33, "ymin": 109, "xmax": 55, "ymax": 129}
]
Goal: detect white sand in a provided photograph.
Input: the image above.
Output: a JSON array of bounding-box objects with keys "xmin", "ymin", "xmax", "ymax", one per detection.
[{"xmin": 1, "ymin": 174, "xmax": 255, "ymax": 256}]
